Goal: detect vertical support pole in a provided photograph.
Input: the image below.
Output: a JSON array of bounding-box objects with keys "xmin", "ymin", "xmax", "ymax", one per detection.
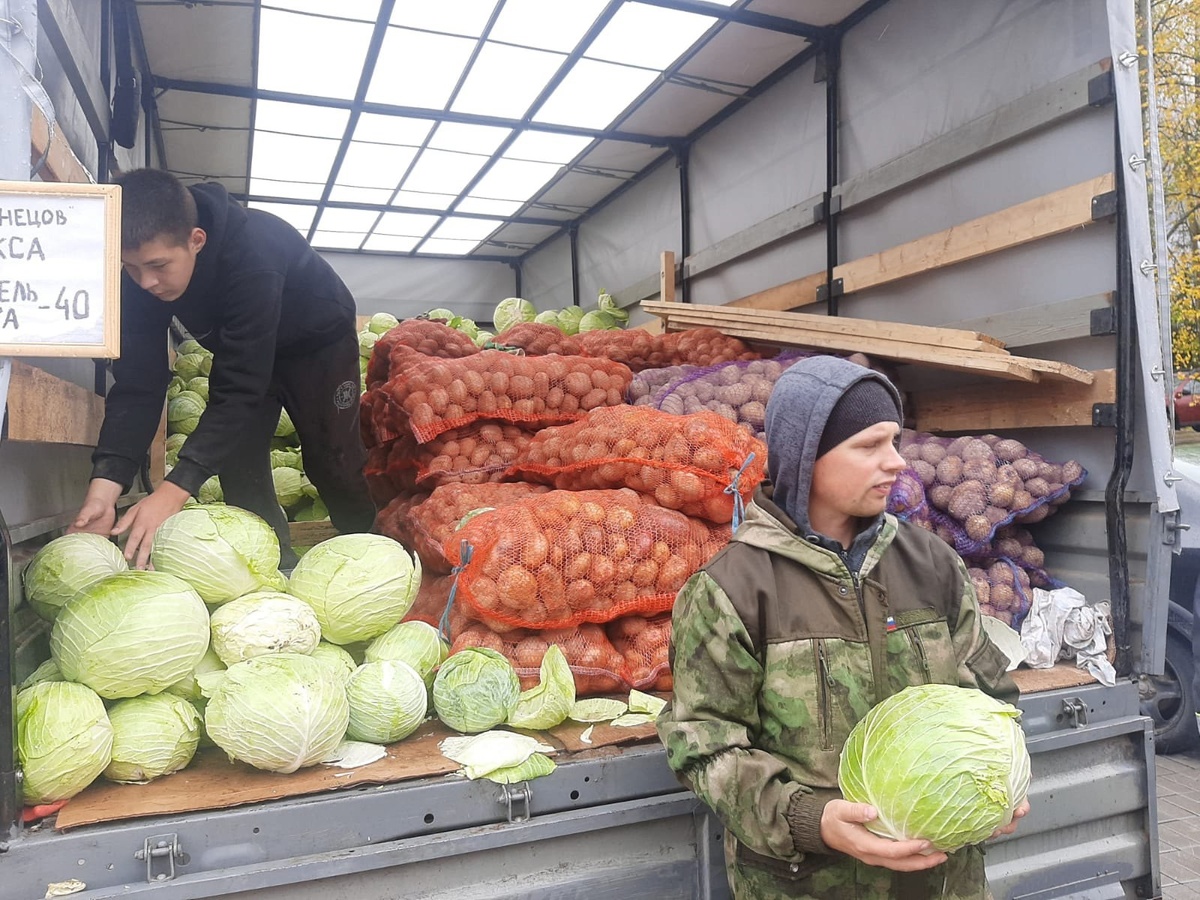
[
  {"xmin": 821, "ymin": 36, "xmax": 841, "ymax": 317},
  {"xmin": 0, "ymin": 0, "xmax": 38, "ymax": 848},
  {"xmin": 676, "ymin": 144, "xmax": 690, "ymax": 305},
  {"xmin": 569, "ymin": 223, "xmax": 580, "ymax": 309},
  {"xmin": 510, "ymin": 261, "xmax": 522, "ymax": 301}
]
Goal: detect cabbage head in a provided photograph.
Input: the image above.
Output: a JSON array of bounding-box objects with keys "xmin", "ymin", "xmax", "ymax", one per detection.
[
  {"xmin": 150, "ymin": 505, "xmax": 281, "ymax": 605},
  {"xmin": 177, "ymin": 339, "xmax": 203, "ymax": 356},
  {"xmin": 288, "ymin": 534, "xmax": 421, "ymax": 645},
  {"xmin": 210, "ymin": 591, "xmax": 322, "ymax": 665},
  {"xmin": 19, "ymin": 658, "xmax": 65, "ymax": 691},
  {"xmin": 167, "ymin": 376, "xmax": 185, "ymax": 401},
  {"xmin": 172, "ymin": 353, "xmax": 205, "ymax": 381},
  {"xmin": 198, "ymin": 476, "xmax": 224, "ymax": 505},
  {"xmin": 201, "ymin": 653, "xmax": 349, "ymax": 773},
  {"xmin": 838, "ymin": 684, "xmax": 1031, "ymax": 852},
  {"xmin": 432, "ymin": 648, "xmax": 520, "ymax": 734},
  {"xmin": 472, "ymin": 330, "xmax": 493, "ymax": 347},
  {"xmin": 168, "ymin": 390, "xmax": 206, "ymax": 435},
  {"xmin": 103, "ymin": 693, "xmax": 201, "ymax": 784},
  {"xmin": 186, "ymin": 376, "xmax": 210, "ymax": 402},
  {"xmin": 293, "ymin": 497, "xmax": 329, "ymax": 522},
  {"xmin": 165, "ymin": 648, "xmax": 226, "ymax": 702},
  {"xmin": 365, "ymin": 621, "xmax": 448, "ymax": 688},
  {"xmin": 359, "ymin": 330, "xmax": 379, "ymax": 358},
  {"xmin": 493, "ymin": 297, "xmax": 536, "ymax": 334},
  {"xmin": 276, "ymin": 408, "xmax": 296, "ymax": 439},
  {"xmin": 455, "ymin": 317, "xmax": 479, "ymax": 341},
  {"xmin": 425, "ymin": 308, "xmax": 456, "ymax": 322},
  {"xmin": 270, "ymin": 448, "xmax": 302, "ymax": 470},
  {"xmin": 51, "ymin": 570, "xmax": 210, "ymax": 699},
  {"xmin": 508, "ymin": 645, "xmax": 575, "ymax": 731},
  {"xmin": 23, "ymin": 532, "xmax": 129, "ymax": 622},
  {"xmin": 368, "ymin": 312, "xmax": 400, "ymax": 335},
  {"xmin": 578, "ymin": 310, "xmax": 618, "ymax": 333},
  {"xmin": 17, "ymin": 681, "xmax": 113, "ymax": 803},
  {"xmin": 165, "ymin": 433, "xmax": 187, "ymax": 454},
  {"xmin": 310, "ymin": 641, "xmax": 357, "ymax": 685},
  {"xmin": 346, "ymin": 660, "xmax": 427, "ymax": 744},
  {"xmin": 273, "ymin": 466, "xmax": 306, "ymax": 509},
  {"xmin": 557, "ymin": 306, "xmax": 584, "ymax": 335},
  {"xmin": 533, "ymin": 309, "xmax": 561, "ymax": 329}
]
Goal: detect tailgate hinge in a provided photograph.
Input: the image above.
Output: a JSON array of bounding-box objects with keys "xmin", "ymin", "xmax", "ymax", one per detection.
[
  {"xmin": 1061, "ymin": 697, "xmax": 1089, "ymax": 729},
  {"xmin": 498, "ymin": 783, "xmax": 533, "ymax": 824},
  {"xmin": 135, "ymin": 833, "xmax": 185, "ymax": 883}
]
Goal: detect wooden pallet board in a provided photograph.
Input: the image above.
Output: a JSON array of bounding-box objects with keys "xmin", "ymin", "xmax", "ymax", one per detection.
[
  {"xmin": 4, "ymin": 361, "xmax": 105, "ymax": 445},
  {"xmin": 912, "ymin": 369, "xmax": 1116, "ymax": 431}
]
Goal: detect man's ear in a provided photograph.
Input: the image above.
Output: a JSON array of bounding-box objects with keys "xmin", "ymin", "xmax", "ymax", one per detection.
[{"xmin": 189, "ymin": 227, "xmax": 207, "ymax": 255}]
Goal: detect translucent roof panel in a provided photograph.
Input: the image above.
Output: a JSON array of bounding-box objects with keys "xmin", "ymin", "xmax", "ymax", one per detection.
[
  {"xmin": 253, "ymin": 100, "xmax": 349, "ymax": 139},
  {"xmin": 374, "ymin": 211, "xmax": 441, "ymax": 237},
  {"xmin": 451, "ymin": 43, "xmax": 566, "ymax": 119},
  {"xmin": 506, "ymin": 132, "xmax": 593, "ymax": 165},
  {"xmin": 367, "ymin": 28, "xmax": 477, "ymax": 109},
  {"xmin": 270, "ymin": 1, "xmax": 381, "ymax": 21},
  {"xmin": 257, "ymin": 9, "xmax": 374, "ymax": 100},
  {"xmin": 457, "ymin": 197, "xmax": 528, "ymax": 216},
  {"xmin": 429, "ymin": 217, "xmax": 506, "ymax": 242},
  {"xmin": 314, "ymin": 208, "xmax": 382, "ymax": 233},
  {"xmin": 418, "ymin": 238, "xmax": 480, "ymax": 256},
  {"xmin": 586, "ymin": 5, "xmax": 718, "ymax": 70},
  {"xmin": 335, "ymin": 142, "xmax": 419, "ymax": 188},
  {"xmin": 471, "ymin": 158, "xmax": 564, "ymax": 202},
  {"xmin": 250, "ymin": 132, "xmax": 340, "ymax": 187},
  {"xmin": 312, "ymin": 231, "xmax": 368, "ymax": 250},
  {"xmin": 363, "ymin": 233, "xmax": 423, "ymax": 253},
  {"xmin": 327, "ymin": 184, "xmax": 396, "ymax": 205},
  {"xmin": 248, "ymin": 201, "xmax": 318, "ymax": 234},
  {"xmin": 402, "ymin": 149, "xmax": 490, "ymax": 196},
  {"xmin": 427, "ymin": 122, "xmax": 512, "ymax": 156},
  {"xmin": 488, "ymin": 0, "xmax": 609, "ymax": 53},
  {"xmin": 353, "ymin": 114, "xmax": 435, "ymax": 147},
  {"xmin": 533, "ymin": 59, "xmax": 660, "ymax": 129},
  {"xmin": 388, "ymin": 1, "xmax": 499, "ymax": 39},
  {"xmin": 391, "ymin": 189, "xmax": 461, "ymax": 211}
]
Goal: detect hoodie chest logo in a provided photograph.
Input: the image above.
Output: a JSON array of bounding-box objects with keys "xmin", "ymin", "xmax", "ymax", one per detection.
[{"xmin": 334, "ymin": 380, "xmax": 357, "ymax": 410}]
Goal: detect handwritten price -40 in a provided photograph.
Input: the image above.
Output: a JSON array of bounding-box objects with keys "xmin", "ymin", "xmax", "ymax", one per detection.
[{"xmin": 55, "ymin": 286, "xmax": 90, "ymax": 320}]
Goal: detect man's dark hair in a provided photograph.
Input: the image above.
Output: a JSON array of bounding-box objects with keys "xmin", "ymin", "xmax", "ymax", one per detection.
[{"xmin": 114, "ymin": 168, "xmax": 198, "ymax": 249}]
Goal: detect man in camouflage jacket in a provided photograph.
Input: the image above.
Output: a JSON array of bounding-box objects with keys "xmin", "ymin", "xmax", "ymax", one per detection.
[{"xmin": 657, "ymin": 356, "xmax": 1024, "ymax": 900}]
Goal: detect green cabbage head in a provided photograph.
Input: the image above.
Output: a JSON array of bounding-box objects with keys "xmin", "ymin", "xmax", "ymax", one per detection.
[
  {"xmin": 151, "ymin": 506, "xmax": 281, "ymax": 605},
  {"xmin": 273, "ymin": 466, "xmax": 306, "ymax": 509},
  {"xmin": 365, "ymin": 620, "xmax": 449, "ymax": 688},
  {"xmin": 51, "ymin": 570, "xmax": 211, "ymax": 699},
  {"xmin": 288, "ymin": 534, "xmax": 421, "ymax": 645},
  {"xmin": 492, "ymin": 297, "xmax": 536, "ymax": 334},
  {"xmin": 172, "ymin": 353, "xmax": 205, "ymax": 380},
  {"xmin": 168, "ymin": 390, "xmax": 206, "ymax": 435},
  {"xmin": 270, "ymin": 448, "xmax": 302, "ymax": 470},
  {"xmin": 838, "ymin": 684, "xmax": 1031, "ymax": 852},
  {"xmin": 276, "ymin": 408, "xmax": 296, "ymax": 439},
  {"xmin": 310, "ymin": 641, "xmax": 357, "ymax": 685},
  {"xmin": 186, "ymin": 376, "xmax": 210, "ymax": 402},
  {"xmin": 346, "ymin": 660, "xmax": 428, "ymax": 743},
  {"xmin": 167, "ymin": 376, "xmax": 185, "ymax": 401},
  {"xmin": 165, "ymin": 648, "xmax": 226, "ymax": 702},
  {"xmin": 201, "ymin": 653, "xmax": 349, "ymax": 773},
  {"xmin": 17, "ymin": 681, "xmax": 113, "ymax": 803},
  {"xmin": 103, "ymin": 693, "xmax": 201, "ymax": 784},
  {"xmin": 368, "ymin": 312, "xmax": 400, "ymax": 335},
  {"xmin": 533, "ymin": 309, "xmax": 561, "ymax": 329},
  {"xmin": 577, "ymin": 309, "xmax": 619, "ymax": 333},
  {"xmin": 557, "ymin": 306, "xmax": 584, "ymax": 335},
  {"xmin": 23, "ymin": 532, "xmax": 129, "ymax": 622},
  {"xmin": 198, "ymin": 476, "xmax": 224, "ymax": 505},
  {"xmin": 359, "ymin": 330, "xmax": 379, "ymax": 358},
  {"xmin": 19, "ymin": 658, "xmax": 64, "ymax": 691},
  {"xmin": 432, "ymin": 648, "xmax": 520, "ymax": 734},
  {"xmin": 209, "ymin": 591, "xmax": 322, "ymax": 665}
]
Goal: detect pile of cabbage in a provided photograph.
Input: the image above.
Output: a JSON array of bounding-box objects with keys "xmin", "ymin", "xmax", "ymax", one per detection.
[
  {"xmin": 492, "ymin": 290, "xmax": 629, "ymax": 336},
  {"xmin": 164, "ymin": 339, "xmax": 328, "ymax": 523},
  {"xmin": 15, "ymin": 514, "xmax": 426, "ymax": 804}
]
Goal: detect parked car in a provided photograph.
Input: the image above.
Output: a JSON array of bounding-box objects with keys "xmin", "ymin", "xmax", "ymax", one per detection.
[{"xmin": 1174, "ymin": 373, "xmax": 1200, "ymax": 429}]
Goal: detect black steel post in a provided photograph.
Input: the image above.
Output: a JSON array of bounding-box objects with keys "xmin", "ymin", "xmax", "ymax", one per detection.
[
  {"xmin": 823, "ymin": 37, "xmax": 841, "ymax": 317},
  {"xmin": 0, "ymin": 503, "xmax": 18, "ymax": 847},
  {"xmin": 569, "ymin": 224, "xmax": 581, "ymax": 308},
  {"xmin": 511, "ymin": 262, "xmax": 523, "ymax": 301},
  {"xmin": 677, "ymin": 144, "xmax": 691, "ymax": 304}
]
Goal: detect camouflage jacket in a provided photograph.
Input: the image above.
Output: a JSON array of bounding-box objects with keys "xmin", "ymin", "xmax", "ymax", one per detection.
[{"xmin": 657, "ymin": 491, "xmax": 1017, "ymax": 900}]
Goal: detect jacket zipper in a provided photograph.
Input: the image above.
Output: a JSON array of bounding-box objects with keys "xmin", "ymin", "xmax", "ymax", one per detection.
[
  {"xmin": 815, "ymin": 639, "xmax": 834, "ymax": 751},
  {"xmin": 908, "ymin": 629, "xmax": 931, "ymax": 683},
  {"xmin": 843, "ymin": 551, "xmax": 887, "ymax": 704}
]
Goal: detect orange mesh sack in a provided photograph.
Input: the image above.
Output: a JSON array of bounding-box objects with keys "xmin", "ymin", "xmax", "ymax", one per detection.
[
  {"xmin": 366, "ymin": 319, "xmax": 478, "ymax": 387},
  {"xmin": 450, "ymin": 619, "xmax": 626, "ymax": 695},
  {"xmin": 445, "ymin": 488, "xmax": 731, "ymax": 630},
  {"xmin": 364, "ymin": 442, "xmax": 407, "ymax": 506},
  {"xmin": 401, "ymin": 574, "xmax": 455, "ymax": 628},
  {"xmin": 608, "ymin": 613, "xmax": 672, "ymax": 691},
  {"xmin": 492, "ymin": 322, "xmax": 583, "ymax": 356},
  {"xmin": 366, "ymin": 422, "xmax": 536, "ymax": 494},
  {"xmin": 509, "ymin": 406, "xmax": 766, "ymax": 524},
  {"xmin": 578, "ymin": 326, "xmax": 759, "ymax": 372},
  {"xmin": 375, "ymin": 351, "xmax": 634, "ymax": 444},
  {"xmin": 377, "ymin": 482, "xmax": 553, "ymax": 575}
]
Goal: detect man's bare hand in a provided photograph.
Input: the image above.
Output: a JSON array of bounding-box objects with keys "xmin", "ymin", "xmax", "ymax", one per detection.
[
  {"xmin": 990, "ymin": 797, "xmax": 1031, "ymax": 840},
  {"xmin": 112, "ymin": 482, "xmax": 191, "ymax": 569},
  {"xmin": 819, "ymin": 800, "xmax": 948, "ymax": 872},
  {"xmin": 68, "ymin": 478, "xmax": 123, "ymax": 538}
]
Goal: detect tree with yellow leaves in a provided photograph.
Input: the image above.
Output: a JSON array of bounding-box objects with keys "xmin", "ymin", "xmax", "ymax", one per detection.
[{"xmin": 1147, "ymin": 0, "xmax": 1200, "ymax": 370}]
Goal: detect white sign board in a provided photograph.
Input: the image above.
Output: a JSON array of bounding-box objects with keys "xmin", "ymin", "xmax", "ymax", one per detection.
[{"xmin": 0, "ymin": 180, "xmax": 121, "ymax": 358}]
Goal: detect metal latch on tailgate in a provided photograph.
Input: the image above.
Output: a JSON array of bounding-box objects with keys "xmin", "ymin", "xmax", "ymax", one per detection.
[
  {"xmin": 1061, "ymin": 697, "xmax": 1089, "ymax": 729},
  {"xmin": 498, "ymin": 783, "xmax": 532, "ymax": 823},
  {"xmin": 134, "ymin": 833, "xmax": 185, "ymax": 882}
]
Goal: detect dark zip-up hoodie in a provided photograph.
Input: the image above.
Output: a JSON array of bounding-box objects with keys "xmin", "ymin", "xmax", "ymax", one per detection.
[{"xmin": 91, "ymin": 183, "xmax": 356, "ymax": 494}]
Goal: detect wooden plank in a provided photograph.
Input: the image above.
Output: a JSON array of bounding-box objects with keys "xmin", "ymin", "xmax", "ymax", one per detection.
[
  {"xmin": 290, "ymin": 520, "xmax": 339, "ymax": 547},
  {"xmin": 833, "ymin": 173, "xmax": 1115, "ymax": 296},
  {"xmin": 659, "ymin": 251, "xmax": 676, "ymax": 304},
  {"xmin": 648, "ymin": 314, "xmax": 1044, "ymax": 382},
  {"xmin": 642, "ymin": 301, "xmax": 1008, "ymax": 354},
  {"xmin": 945, "ymin": 293, "xmax": 1113, "ymax": 350},
  {"xmin": 724, "ymin": 271, "xmax": 827, "ymax": 311},
  {"xmin": 30, "ymin": 105, "xmax": 92, "ymax": 185},
  {"xmin": 5, "ymin": 360, "xmax": 104, "ymax": 445},
  {"xmin": 835, "ymin": 61, "xmax": 1111, "ymax": 212},
  {"xmin": 913, "ymin": 369, "xmax": 1116, "ymax": 432}
]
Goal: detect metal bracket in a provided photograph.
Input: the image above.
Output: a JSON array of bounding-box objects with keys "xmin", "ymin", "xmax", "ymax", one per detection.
[
  {"xmin": 815, "ymin": 278, "xmax": 844, "ymax": 304},
  {"xmin": 1090, "ymin": 190, "xmax": 1118, "ymax": 221},
  {"xmin": 135, "ymin": 833, "xmax": 185, "ymax": 883},
  {"xmin": 1089, "ymin": 307, "xmax": 1117, "ymax": 336},
  {"xmin": 1061, "ymin": 697, "xmax": 1089, "ymax": 729},
  {"xmin": 1088, "ymin": 69, "xmax": 1116, "ymax": 106},
  {"xmin": 499, "ymin": 783, "xmax": 532, "ymax": 824},
  {"xmin": 1092, "ymin": 403, "xmax": 1117, "ymax": 428},
  {"xmin": 1164, "ymin": 509, "xmax": 1190, "ymax": 547}
]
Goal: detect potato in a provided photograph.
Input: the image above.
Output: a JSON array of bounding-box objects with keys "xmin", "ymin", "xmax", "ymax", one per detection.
[
  {"xmin": 935, "ymin": 455, "xmax": 965, "ymax": 484},
  {"xmin": 919, "ymin": 442, "xmax": 948, "ymax": 466},
  {"xmin": 929, "ymin": 484, "xmax": 954, "ymax": 510},
  {"xmin": 962, "ymin": 458, "xmax": 997, "ymax": 483},
  {"xmin": 961, "ymin": 439, "xmax": 994, "ymax": 462},
  {"xmin": 965, "ymin": 514, "xmax": 993, "ymax": 542},
  {"xmin": 912, "ymin": 459, "xmax": 937, "ymax": 488},
  {"xmin": 1025, "ymin": 477, "xmax": 1051, "ymax": 499},
  {"xmin": 948, "ymin": 480, "xmax": 988, "ymax": 519},
  {"xmin": 992, "ymin": 438, "xmax": 1027, "ymax": 462}
]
